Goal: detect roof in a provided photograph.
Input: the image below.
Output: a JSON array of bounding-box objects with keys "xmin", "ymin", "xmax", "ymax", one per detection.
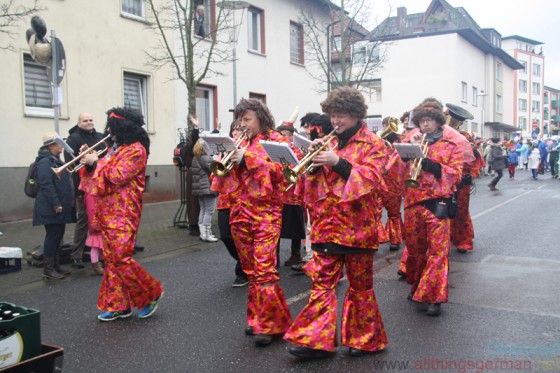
[
  {"xmin": 486, "ymin": 122, "xmax": 521, "ymax": 132},
  {"xmin": 369, "ymin": 0, "xmax": 523, "ymax": 70},
  {"xmin": 502, "ymin": 35, "xmax": 544, "ymax": 46}
]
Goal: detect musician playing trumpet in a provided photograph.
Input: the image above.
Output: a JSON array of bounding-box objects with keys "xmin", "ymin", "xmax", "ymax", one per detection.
[
  {"xmin": 391, "ymin": 98, "xmax": 463, "ymax": 317},
  {"xmin": 284, "ymin": 86, "xmax": 388, "ymax": 359},
  {"xmin": 211, "ymin": 99, "xmax": 294, "ymax": 347}
]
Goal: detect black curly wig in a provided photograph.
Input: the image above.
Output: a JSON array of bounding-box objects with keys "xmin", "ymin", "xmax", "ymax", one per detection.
[
  {"xmin": 104, "ymin": 107, "xmax": 150, "ymax": 156},
  {"xmin": 308, "ymin": 114, "xmax": 333, "ymax": 140}
]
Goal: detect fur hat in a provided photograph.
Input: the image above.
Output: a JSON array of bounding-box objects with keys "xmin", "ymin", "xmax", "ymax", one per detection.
[
  {"xmin": 41, "ymin": 131, "xmax": 59, "ymax": 147},
  {"xmin": 412, "ymin": 98, "xmax": 446, "ymax": 127}
]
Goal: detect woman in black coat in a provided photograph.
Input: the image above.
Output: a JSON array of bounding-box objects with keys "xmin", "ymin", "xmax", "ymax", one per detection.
[{"xmin": 33, "ymin": 132, "xmax": 74, "ymax": 279}]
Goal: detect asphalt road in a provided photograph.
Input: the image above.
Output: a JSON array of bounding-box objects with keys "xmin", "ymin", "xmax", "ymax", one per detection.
[{"xmin": 2, "ymin": 171, "xmax": 560, "ymax": 372}]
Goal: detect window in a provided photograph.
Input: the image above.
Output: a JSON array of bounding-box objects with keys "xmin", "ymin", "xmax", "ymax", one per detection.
[
  {"xmin": 519, "ymin": 117, "xmax": 527, "ymax": 131},
  {"xmin": 519, "ymin": 79, "xmax": 527, "ymax": 92},
  {"xmin": 519, "ymin": 60, "xmax": 527, "ymax": 74},
  {"xmin": 471, "ymin": 121, "xmax": 478, "ymax": 133},
  {"xmin": 290, "ymin": 22, "xmax": 303, "ymax": 64},
  {"xmin": 123, "ymin": 72, "xmax": 148, "ymax": 125},
  {"xmin": 195, "ymin": 86, "xmax": 216, "ymax": 132},
  {"xmin": 249, "ymin": 92, "xmax": 266, "ymax": 104},
  {"xmin": 351, "ymin": 41, "xmax": 380, "ymax": 65},
  {"xmin": 496, "ymin": 94, "xmax": 502, "ymax": 114},
  {"xmin": 247, "ymin": 7, "xmax": 265, "ymax": 53},
  {"xmin": 332, "ymin": 36, "xmax": 341, "ymax": 51},
  {"xmin": 122, "ymin": 0, "xmax": 144, "ymax": 19},
  {"xmin": 23, "ymin": 54, "xmax": 52, "ymax": 115},
  {"xmin": 496, "ymin": 62, "xmax": 503, "ymax": 82},
  {"xmin": 193, "ymin": 0, "xmax": 214, "ymax": 38},
  {"xmin": 518, "ymin": 99, "xmax": 527, "ymax": 112},
  {"xmin": 472, "ymin": 87, "xmax": 478, "ymax": 106},
  {"xmin": 532, "ymin": 82, "xmax": 540, "ymax": 95},
  {"xmin": 532, "ymin": 100, "xmax": 540, "ymax": 113},
  {"xmin": 533, "ymin": 63, "xmax": 541, "ymax": 77},
  {"xmin": 461, "ymin": 82, "xmax": 467, "ymax": 103}
]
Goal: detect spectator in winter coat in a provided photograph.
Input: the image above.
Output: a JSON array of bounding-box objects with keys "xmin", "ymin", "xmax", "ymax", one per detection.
[
  {"xmin": 487, "ymin": 138, "xmax": 506, "ymax": 191},
  {"xmin": 191, "ymin": 139, "xmax": 219, "ymax": 242},
  {"xmin": 507, "ymin": 147, "xmax": 519, "ymax": 179}
]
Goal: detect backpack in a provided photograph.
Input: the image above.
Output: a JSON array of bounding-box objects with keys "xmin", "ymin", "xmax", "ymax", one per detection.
[{"xmin": 24, "ymin": 160, "xmax": 39, "ymax": 198}]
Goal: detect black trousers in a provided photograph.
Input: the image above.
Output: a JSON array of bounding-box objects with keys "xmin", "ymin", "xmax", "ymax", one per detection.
[
  {"xmin": 490, "ymin": 169, "xmax": 503, "ymax": 187},
  {"xmin": 218, "ymin": 209, "xmax": 246, "ymax": 278},
  {"xmin": 43, "ymin": 224, "xmax": 66, "ymax": 259}
]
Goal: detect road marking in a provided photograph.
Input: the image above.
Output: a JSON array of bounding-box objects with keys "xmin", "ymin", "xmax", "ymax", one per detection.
[{"xmin": 471, "ymin": 190, "xmax": 532, "ymax": 220}]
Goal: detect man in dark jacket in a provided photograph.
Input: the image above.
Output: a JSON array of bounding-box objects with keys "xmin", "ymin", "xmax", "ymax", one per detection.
[{"xmin": 64, "ymin": 112, "xmax": 106, "ymax": 268}]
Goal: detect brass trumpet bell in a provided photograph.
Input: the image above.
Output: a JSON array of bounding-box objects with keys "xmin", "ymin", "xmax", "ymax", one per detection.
[
  {"xmin": 380, "ymin": 117, "xmax": 399, "ymax": 139},
  {"xmin": 51, "ymin": 134, "xmax": 110, "ymax": 177},
  {"xmin": 210, "ymin": 130, "xmax": 248, "ymax": 177}
]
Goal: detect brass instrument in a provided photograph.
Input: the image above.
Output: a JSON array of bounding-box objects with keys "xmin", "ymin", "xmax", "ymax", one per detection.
[
  {"xmin": 210, "ymin": 129, "xmax": 248, "ymax": 177},
  {"xmin": 380, "ymin": 117, "xmax": 399, "ymax": 141},
  {"xmin": 404, "ymin": 134, "xmax": 429, "ymax": 189},
  {"xmin": 52, "ymin": 134, "xmax": 110, "ymax": 177},
  {"xmin": 283, "ymin": 126, "xmax": 339, "ymax": 185}
]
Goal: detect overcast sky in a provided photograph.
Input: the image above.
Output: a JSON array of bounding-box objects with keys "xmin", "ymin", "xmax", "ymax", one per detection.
[{"xmin": 371, "ymin": 0, "xmax": 560, "ymax": 89}]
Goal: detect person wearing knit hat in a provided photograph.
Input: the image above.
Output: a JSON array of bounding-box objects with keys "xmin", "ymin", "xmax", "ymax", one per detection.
[
  {"xmin": 33, "ymin": 131, "xmax": 74, "ymax": 279},
  {"xmin": 284, "ymin": 86, "xmax": 388, "ymax": 359},
  {"xmin": 80, "ymin": 107, "xmax": 164, "ymax": 321},
  {"xmin": 394, "ymin": 97, "xmax": 463, "ymax": 317}
]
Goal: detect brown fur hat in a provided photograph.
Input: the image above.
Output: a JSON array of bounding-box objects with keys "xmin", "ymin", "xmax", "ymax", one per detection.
[{"xmin": 411, "ymin": 97, "xmax": 446, "ymax": 126}]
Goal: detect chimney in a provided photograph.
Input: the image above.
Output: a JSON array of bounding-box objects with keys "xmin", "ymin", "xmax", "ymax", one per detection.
[{"xmin": 397, "ymin": 7, "xmax": 407, "ymax": 31}]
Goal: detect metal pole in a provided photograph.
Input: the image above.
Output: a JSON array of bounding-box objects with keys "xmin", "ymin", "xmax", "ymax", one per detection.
[
  {"xmin": 327, "ymin": 23, "xmax": 331, "ymax": 93},
  {"xmin": 233, "ymin": 47, "xmax": 237, "ymax": 108},
  {"xmin": 51, "ymin": 30, "xmax": 59, "ymax": 134}
]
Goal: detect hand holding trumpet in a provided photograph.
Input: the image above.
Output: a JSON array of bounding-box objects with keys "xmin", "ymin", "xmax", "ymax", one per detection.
[
  {"xmin": 79, "ymin": 145, "xmax": 100, "ymax": 167},
  {"xmin": 309, "ymin": 138, "xmax": 339, "ymax": 168}
]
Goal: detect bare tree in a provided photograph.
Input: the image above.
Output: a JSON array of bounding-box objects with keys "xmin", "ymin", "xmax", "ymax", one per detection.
[
  {"xmin": 145, "ymin": 0, "xmax": 237, "ymax": 130},
  {"xmin": 299, "ymin": 0, "xmax": 392, "ymax": 93},
  {"xmin": 0, "ymin": 0, "xmax": 44, "ymax": 51}
]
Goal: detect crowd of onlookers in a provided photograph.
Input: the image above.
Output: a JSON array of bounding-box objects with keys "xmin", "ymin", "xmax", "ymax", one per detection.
[{"xmin": 479, "ymin": 135, "xmax": 559, "ymax": 181}]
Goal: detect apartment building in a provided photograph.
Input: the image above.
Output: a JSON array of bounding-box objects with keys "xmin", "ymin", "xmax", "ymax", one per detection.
[
  {"xmin": 544, "ymin": 86, "xmax": 560, "ymax": 136},
  {"xmin": 502, "ymin": 35, "xmax": 545, "ymax": 138}
]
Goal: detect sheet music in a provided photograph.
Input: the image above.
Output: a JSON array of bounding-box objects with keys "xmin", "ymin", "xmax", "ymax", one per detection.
[
  {"xmin": 365, "ymin": 117, "xmax": 382, "ymax": 133},
  {"xmin": 259, "ymin": 140, "xmax": 300, "ymax": 166},
  {"xmin": 293, "ymin": 132, "xmax": 312, "ymax": 153},
  {"xmin": 393, "ymin": 143, "xmax": 425, "ymax": 159},
  {"xmin": 199, "ymin": 134, "xmax": 237, "ymax": 155}
]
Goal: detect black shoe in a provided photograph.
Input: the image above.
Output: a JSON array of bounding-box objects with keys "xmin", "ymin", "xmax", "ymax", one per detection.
[
  {"xmin": 348, "ymin": 348, "xmax": 367, "ymax": 357},
  {"xmin": 254, "ymin": 333, "xmax": 273, "ymax": 346},
  {"xmin": 291, "ymin": 261, "xmax": 307, "ymax": 272},
  {"xmin": 389, "ymin": 244, "xmax": 400, "ymax": 251},
  {"xmin": 457, "ymin": 249, "xmax": 467, "ymax": 254},
  {"xmin": 245, "ymin": 326, "xmax": 254, "ymax": 335},
  {"xmin": 232, "ymin": 276, "xmax": 249, "ymax": 288},
  {"xmin": 426, "ymin": 303, "xmax": 441, "ymax": 316},
  {"xmin": 188, "ymin": 225, "xmax": 200, "ymax": 237},
  {"xmin": 72, "ymin": 259, "xmax": 85, "ymax": 269},
  {"xmin": 288, "ymin": 345, "xmax": 332, "ymax": 359},
  {"xmin": 134, "ymin": 245, "xmax": 144, "ymax": 253},
  {"xmin": 407, "ymin": 293, "xmax": 414, "ymax": 301},
  {"xmin": 397, "ymin": 270, "xmax": 406, "ymax": 278}
]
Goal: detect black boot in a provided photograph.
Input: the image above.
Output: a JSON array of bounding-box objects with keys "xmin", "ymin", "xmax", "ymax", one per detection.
[
  {"xmin": 54, "ymin": 255, "xmax": 71, "ymax": 275},
  {"xmin": 188, "ymin": 224, "xmax": 200, "ymax": 237},
  {"xmin": 43, "ymin": 258, "xmax": 65, "ymax": 280}
]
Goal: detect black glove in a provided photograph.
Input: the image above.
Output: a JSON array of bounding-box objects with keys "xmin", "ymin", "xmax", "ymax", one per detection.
[{"xmin": 421, "ymin": 158, "xmax": 442, "ymax": 180}]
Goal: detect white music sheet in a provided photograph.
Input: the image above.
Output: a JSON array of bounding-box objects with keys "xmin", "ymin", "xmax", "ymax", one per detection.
[
  {"xmin": 393, "ymin": 143, "xmax": 425, "ymax": 159},
  {"xmin": 199, "ymin": 134, "xmax": 237, "ymax": 155},
  {"xmin": 259, "ymin": 140, "xmax": 300, "ymax": 166},
  {"xmin": 293, "ymin": 132, "xmax": 312, "ymax": 153}
]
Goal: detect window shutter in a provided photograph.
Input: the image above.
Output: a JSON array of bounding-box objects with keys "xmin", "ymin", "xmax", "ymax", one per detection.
[{"xmin": 24, "ymin": 55, "xmax": 51, "ymax": 108}]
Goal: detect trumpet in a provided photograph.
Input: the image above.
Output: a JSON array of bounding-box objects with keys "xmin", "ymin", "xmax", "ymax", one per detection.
[
  {"xmin": 51, "ymin": 135, "xmax": 110, "ymax": 177},
  {"xmin": 404, "ymin": 134, "xmax": 429, "ymax": 189},
  {"xmin": 380, "ymin": 117, "xmax": 399, "ymax": 143},
  {"xmin": 210, "ymin": 129, "xmax": 248, "ymax": 177},
  {"xmin": 283, "ymin": 126, "xmax": 339, "ymax": 185}
]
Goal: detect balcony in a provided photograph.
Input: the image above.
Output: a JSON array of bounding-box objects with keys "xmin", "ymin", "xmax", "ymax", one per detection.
[
  {"xmin": 552, "ymin": 100, "xmax": 560, "ymax": 108},
  {"xmin": 552, "ymin": 115, "xmax": 560, "ymax": 122}
]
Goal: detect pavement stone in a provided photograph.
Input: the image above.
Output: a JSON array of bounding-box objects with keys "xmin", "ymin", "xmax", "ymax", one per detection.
[{"xmin": 0, "ymin": 200, "xmax": 215, "ymax": 297}]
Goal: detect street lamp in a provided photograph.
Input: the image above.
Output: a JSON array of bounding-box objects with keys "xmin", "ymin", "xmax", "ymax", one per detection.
[
  {"xmin": 477, "ymin": 91, "xmax": 487, "ymax": 138},
  {"xmin": 216, "ymin": 1, "xmax": 250, "ymax": 109}
]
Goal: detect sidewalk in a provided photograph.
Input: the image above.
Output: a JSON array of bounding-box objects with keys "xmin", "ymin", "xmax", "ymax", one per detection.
[{"xmin": 0, "ymin": 200, "xmax": 210, "ymax": 297}]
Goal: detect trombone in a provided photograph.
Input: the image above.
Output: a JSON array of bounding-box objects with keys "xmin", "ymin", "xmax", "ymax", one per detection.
[
  {"xmin": 283, "ymin": 126, "xmax": 339, "ymax": 185},
  {"xmin": 210, "ymin": 129, "xmax": 248, "ymax": 177},
  {"xmin": 51, "ymin": 134, "xmax": 110, "ymax": 177},
  {"xmin": 404, "ymin": 134, "xmax": 429, "ymax": 189}
]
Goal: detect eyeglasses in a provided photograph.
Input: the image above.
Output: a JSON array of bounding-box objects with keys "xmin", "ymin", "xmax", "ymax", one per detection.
[{"xmin": 419, "ymin": 118, "xmax": 435, "ymax": 124}]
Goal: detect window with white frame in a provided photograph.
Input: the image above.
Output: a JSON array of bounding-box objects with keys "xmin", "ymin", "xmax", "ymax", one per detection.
[
  {"xmin": 193, "ymin": 0, "xmax": 214, "ymax": 38},
  {"xmin": 332, "ymin": 36, "xmax": 341, "ymax": 51},
  {"xmin": 472, "ymin": 87, "xmax": 478, "ymax": 106},
  {"xmin": 461, "ymin": 82, "xmax": 467, "ymax": 103},
  {"xmin": 123, "ymin": 72, "xmax": 148, "ymax": 125},
  {"xmin": 519, "ymin": 79, "xmax": 527, "ymax": 92},
  {"xmin": 351, "ymin": 41, "xmax": 380, "ymax": 65},
  {"xmin": 248, "ymin": 7, "xmax": 264, "ymax": 53},
  {"xmin": 122, "ymin": 0, "xmax": 144, "ymax": 19},
  {"xmin": 471, "ymin": 121, "xmax": 478, "ymax": 133},
  {"xmin": 496, "ymin": 62, "xmax": 503, "ymax": 82},
  {"xmin": 519, "ymin": 60, "xmax": 527, "ymax": 73},
  {"xmin": 518, "ymin": 99, "xmax": 527, "ymax": 112},
  {"xmin": 496, "ymin": 94, "xmax": 502, "ymax": 114},
  {"xmin": 532, "ymin": 82, "xmax": 541, "ymax": 95},
  {"xmin": 290, "ymin": 22, "xmax": 303, "ymax": 65},
  {"xmin": 519, "ymin": 117, "xmax": 527, "ymax": 131},
  {"xmin": 23, "ymin": 53, "xmax": 52, "ymax": 114},
  {"xmin": 533, "ymin": 63, "xmax": 541, "ymax": 77},
  {"xmin": 532, "ymin": 100, "xmax": 540, "ymax": 113}
]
